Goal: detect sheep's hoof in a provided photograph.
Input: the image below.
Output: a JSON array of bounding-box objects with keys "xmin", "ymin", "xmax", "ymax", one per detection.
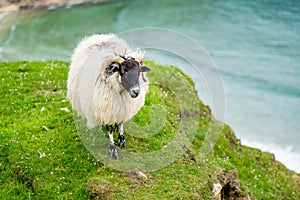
[
  {"xmin": 109, "ymin": 144, "xmax": 118, "ymax": 159},
  {"xmin": 118, "ymin": 134, "xmax": 126, "ymax": 148}
]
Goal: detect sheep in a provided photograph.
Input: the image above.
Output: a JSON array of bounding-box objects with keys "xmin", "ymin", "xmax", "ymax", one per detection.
[{"xmin": 67, "ymin": 34, "xmax": 150, "ymax": 159}]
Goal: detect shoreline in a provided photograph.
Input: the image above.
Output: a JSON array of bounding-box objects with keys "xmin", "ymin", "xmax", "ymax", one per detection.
[{"xmin": 0, "ymin": 0, "xmax": 114, "ymax": 13}]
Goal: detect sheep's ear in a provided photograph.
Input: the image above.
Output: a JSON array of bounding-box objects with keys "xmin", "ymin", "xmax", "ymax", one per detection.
[{"xmin": 141, "ymin": 66, "xmax": 150, "ymax": 72}]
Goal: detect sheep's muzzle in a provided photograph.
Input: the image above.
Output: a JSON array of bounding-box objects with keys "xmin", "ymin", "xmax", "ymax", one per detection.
[{"xmin": 129, "ymin": 86, "xmax": 140, "ymax": 98}]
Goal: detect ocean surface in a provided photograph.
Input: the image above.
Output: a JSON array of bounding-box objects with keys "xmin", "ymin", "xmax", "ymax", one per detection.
[{"xmin": 0, "ymin": 0, "xmax": 299, "ymax": 172}]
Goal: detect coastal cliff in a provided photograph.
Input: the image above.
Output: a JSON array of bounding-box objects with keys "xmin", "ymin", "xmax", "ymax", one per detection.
[{"xmin": 0, "ymin": 61, "xmax": 299, "ymax": 199}]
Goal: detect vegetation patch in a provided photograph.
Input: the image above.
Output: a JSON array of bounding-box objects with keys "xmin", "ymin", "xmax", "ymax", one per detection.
[{"xmin": 0, "ymin": 61, "xmax": 299, "ymax": 199}]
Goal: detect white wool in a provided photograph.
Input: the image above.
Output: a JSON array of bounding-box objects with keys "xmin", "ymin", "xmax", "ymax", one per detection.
[{"xmin": 67, "ymin": 34, "xmax": 148, "ymax": 128}]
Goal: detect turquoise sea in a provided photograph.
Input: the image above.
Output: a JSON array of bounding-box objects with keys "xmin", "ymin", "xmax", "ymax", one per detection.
[{"xmin": 0, "ymin": 0, "xmax": 299, "ymax": 172}]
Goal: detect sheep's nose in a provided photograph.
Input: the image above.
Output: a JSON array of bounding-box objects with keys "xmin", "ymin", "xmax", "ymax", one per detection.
[{"xmin": 129, "ymin": 87, "xmax": 140, "ymax": 98}]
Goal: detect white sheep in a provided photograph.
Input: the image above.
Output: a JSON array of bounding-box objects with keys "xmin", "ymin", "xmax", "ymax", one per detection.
[{"xmin": 67, "ymin": 34, "xmax": 150, "ymax": 159}]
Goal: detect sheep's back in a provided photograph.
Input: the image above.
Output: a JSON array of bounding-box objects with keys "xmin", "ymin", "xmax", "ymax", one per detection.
[{"xmin": 67, "ymin": 34, "xmax": 128, "ymax": 104}]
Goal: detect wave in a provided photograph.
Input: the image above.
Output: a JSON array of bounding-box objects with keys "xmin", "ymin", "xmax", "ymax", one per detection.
[{"xmin": 242, "ymin": 139, "xmax": 300, "ymax": 173}]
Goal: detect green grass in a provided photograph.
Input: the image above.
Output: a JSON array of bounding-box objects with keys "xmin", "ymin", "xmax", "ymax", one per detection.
[{"xmin": 0, "ymin": 61, "xmax": 299, "ymax": 199}]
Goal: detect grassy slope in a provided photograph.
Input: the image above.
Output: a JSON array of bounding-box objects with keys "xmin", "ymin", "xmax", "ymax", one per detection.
[{"xmin": 0, "ymin": 61, "xmax": 299, "ymax": 199}]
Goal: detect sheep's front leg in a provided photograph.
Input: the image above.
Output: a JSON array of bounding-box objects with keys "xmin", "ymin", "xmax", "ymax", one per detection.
[
  {"xmin": 106, "ymin": 125, "xmax": 118, "ymax": 159},
  {"xmin": 117, "ymin": 123, "xmax": 126, "ymax": 148}
]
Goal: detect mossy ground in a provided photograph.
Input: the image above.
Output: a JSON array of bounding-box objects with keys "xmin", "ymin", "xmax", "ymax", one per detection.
[{"xmin": 0, "ymin": 61, "xmax": 299, "ymax": 199}]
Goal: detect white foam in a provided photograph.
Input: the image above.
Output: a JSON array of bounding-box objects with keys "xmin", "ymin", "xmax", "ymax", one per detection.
[
  {"xmin": 0, "ymin": 12, "xmax": 8, "ymax": 21},
  {"xmin": 242, "ymin": 139, "xmax": 300, "ymax": 173}
]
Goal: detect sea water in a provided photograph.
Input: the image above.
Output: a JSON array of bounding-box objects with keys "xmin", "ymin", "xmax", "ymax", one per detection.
[{"xmin": 0, "ymin": 0, "xmax": 299, "ymax": 172}]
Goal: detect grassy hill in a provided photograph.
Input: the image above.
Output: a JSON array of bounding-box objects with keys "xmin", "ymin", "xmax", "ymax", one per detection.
[{"xmin": 0, "ymin": 61, "xmax": 299, "ymax": 199}]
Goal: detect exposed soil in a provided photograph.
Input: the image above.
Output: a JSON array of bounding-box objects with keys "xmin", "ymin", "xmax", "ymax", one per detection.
[
  {"xmin": 14, "ymin": 165, "xmax": 35, "ymax": 194},
  {"xmin": 217, "ymin": 171, "xmax": 252, "ymax": 200},
  {"xmin": 86, "ymin": 179, "xmax": 116, "ymax": 200}
]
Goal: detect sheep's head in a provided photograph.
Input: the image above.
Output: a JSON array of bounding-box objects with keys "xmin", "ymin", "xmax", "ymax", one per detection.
[{"xmin": 108, "ymin": 58, "xmax": 150, "ymax": 98}]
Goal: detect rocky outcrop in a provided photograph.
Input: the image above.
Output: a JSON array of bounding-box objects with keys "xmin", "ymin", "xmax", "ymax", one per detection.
[{"xmin": 214, "ymin": 171, "xmax": 252, "ymax": 200}]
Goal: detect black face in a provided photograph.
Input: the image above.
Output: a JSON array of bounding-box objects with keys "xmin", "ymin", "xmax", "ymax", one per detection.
[{"xmin": 119, "ymin": 59, "xmax": 150, "ymax": 98}]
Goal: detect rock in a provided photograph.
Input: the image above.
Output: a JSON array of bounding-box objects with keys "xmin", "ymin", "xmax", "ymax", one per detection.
[
  {"xmin": 213, "ymin": 183, "xmax": 222, "ymax": 200},
  {"xmin": 42, "ymin": 126, "xmax": 49, "ymax": 131},
  {"xmin": 60, "ymin": 107, "xmax": 70, "ymax": 112},
  {"xmin": 124, "ymin": 171, "xmax": 147, "ymax": 185},
  {"xmin": 135, "ymin": 171, "xmax": 147, "ymax": 179}
]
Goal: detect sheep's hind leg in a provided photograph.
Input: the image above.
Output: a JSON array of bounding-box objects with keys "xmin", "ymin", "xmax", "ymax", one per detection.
[
  {"xmin": 117, "ymin": 123, "xmax": 126, "ymax": 148},
  {"xmin": 106, "ymin": 125, "xmax": 118, "ymax": 159}
]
